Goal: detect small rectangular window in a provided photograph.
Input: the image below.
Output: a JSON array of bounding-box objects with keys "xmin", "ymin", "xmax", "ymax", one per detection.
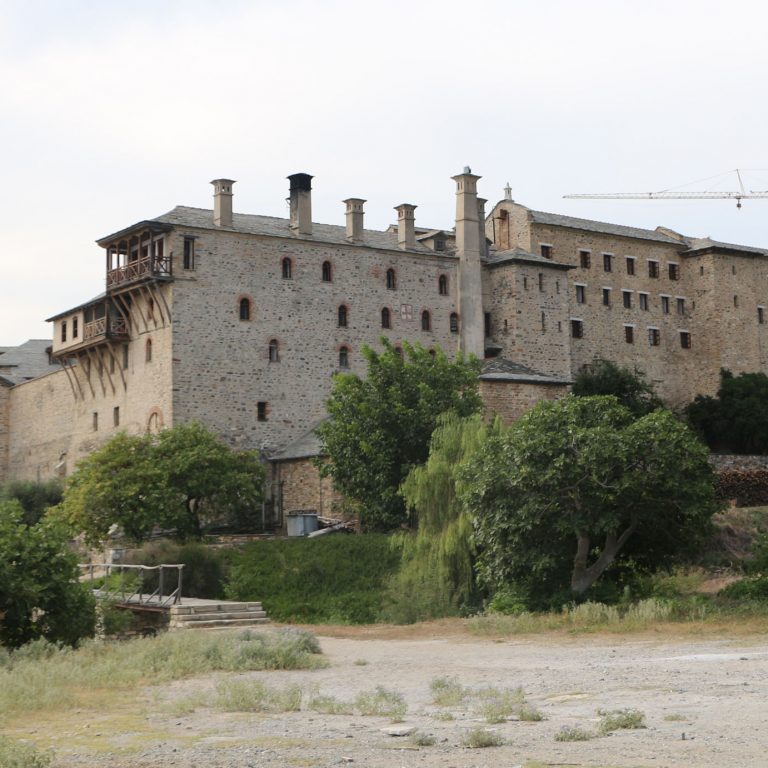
[
  {"xmin": 484, "ymin": 312, "xmax": 492, "ymax": 338},
  {"xmin": 734, "ymin": 295, "xmax": 739, "ymax": 308},
  {"xmin": 579, "ymin": 250, "xmax": 591, "ymax": 269},
  {"xmin": 661, "ymin": 296, "xmax": 670, "ymax": 314},
  {"xmin": 571, "ymin": 319, "xmax": 584, "ymax": 339},
  {"xmin": 540, "ymin": 244, "xmax": 553, "ymax": 259},
  {"xmin": 73, "ymin": 317, "xmax": 79, "ymax": 338},
  {"xmin": 602, "ymin": 288, "xmax": 611, "ymax": 306},
  {"xmin": 576, "ymin": 285, "xmax": 586, "ymax": 304},
  {"xmin": 759, "ymin": 306, "xmax": 765, "ymax": 325},
  {"xmin": 626, "ymin": 257, "xmax": 636, "ymax": 276},
  {"xmin": 122, "ymin": 344, "xmax": 129, "ymax": 369},
  {"xmin": 61, "ymin": 321, "xmax": 67, "ymax": 343},
  {"xmin": 257, "ymin": 401, "xmax": 268, "ymax": 421},
  {"xmin": 639, "ymin": 292, "xmax": 649, "ymax": 311},
  {"xmin": 648, "ymin": 260, "xmax": 659, "ymax": 278},
  {"xmin": 680, "ymin": 331, "xmax": 692, "ymax": 349},
  {"xmin": 92, "ymin": 412, "xmax": 98, "ymax": 431},
  {"xmin": 676, "ymin": 298, "xmax": 686, "ymax": 315},
  {"xmin": 183, "ymin": 237, "xmax": 195, "ymax": 270},
  {"xmin": 603, "ymin": 253, "xmax": 613, "ymax": 272},
  {"xmin": 669, "ymin": 263, "xmax": 680, "ymax": 280},
  {"xmin": 113, "ymin": 406, "xmax": 120, "ymax": 427},
  {"xmin": 622, "ymin": 290, "xmax": 632, "ymax": 309},
  {"xmin": 538, "ymin": 273, "xmax": 544, "ymax": 291},
  {"xmin": 648, "ymin": 328, "xmax": 661, "ymax": 346},
  {"xmin": 523, "ymin": 276, "xmax": 528, "ymax": 290},
  {"xmin": 624, "ymin": 325, "xmax": 634, "ymax": 344}
]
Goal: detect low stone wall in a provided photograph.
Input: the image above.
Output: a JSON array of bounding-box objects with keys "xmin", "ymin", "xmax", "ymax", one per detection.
[{"xmin": 709, "ymin": 454, "xmax": 768, "ymax": 471}]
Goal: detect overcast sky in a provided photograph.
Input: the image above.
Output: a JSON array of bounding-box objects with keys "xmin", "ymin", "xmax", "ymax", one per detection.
[{"xmin": 2, "ymin": 0, "xmax": 768, "ymax": 345}]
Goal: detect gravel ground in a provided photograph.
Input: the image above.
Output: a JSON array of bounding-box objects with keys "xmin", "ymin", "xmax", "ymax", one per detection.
[{"xmin": 30, "ymin": 628, "xmax": 768, "ymax": 767}]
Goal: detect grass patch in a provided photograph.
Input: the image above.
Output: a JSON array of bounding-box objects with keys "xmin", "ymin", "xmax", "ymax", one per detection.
[
  {"xmin": 0, "ymin": 736, "xmax": 52, "ymax": 768},
  {"xmin": 0, "ymin": 629, "xmax": 325, "ymax": 720},
  {"xmin": 307, "ymin": 685, "xmax": 354, "ymax": 715},
  {"xmin": 214, "ymin": 680, "xmax": 303, "ymax": 712},
  {"xmin": 598, "ymin": 708, "xmax": 646, "ymax": 733},
  {"xmin": 554, "ymin": 725, "xmax": 596, "ymax": 742},
  {"xmin": 409, "ymin": 731, "xmax": 437, "ymax": 747},
  {"xmin": 663, "ymin": 713, "xmax": 688, "ymax": 722},
  {"xmin": 225, "ymin": 534, "xmax": 401, "ymax": 624},
  {"xmin": 354, "ymin": 686, "xmax": 407, "ymax": 721},
  {"xmin": 474, "ymin": 685, "xmax": 525, "ymax": 723},
  {"xmin": 432, "ymin": 710, "xmax": 454, "ymax": 721},
  {"xmin": 429, "ymin": 676, "xmax": 468, "ymax": 707},
  {"xmin": 518, "ymin": 704, "xmax": 545, "ymax": 721},
  {"xmin": 461, "ymin": 727, "xmax": 504, "ymax": 748}
]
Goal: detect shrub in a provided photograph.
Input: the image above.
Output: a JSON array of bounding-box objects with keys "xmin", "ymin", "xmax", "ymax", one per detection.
[
  {"xmin": 720, "ymin": 576, "xmax": 768, "ymax": 600},
  {"xmin": 214, "ymin": 680, "xmax": 303, "ymax": 712},
  {"xmin": 461, "ymin": 727, "xmax": 504, "ymax": 748},
  {"xmin": 0, "ymin": 736, "xmax": 52, "ymax": 768},
  {"xmin": 0, "ymin": 480, "xmax": 62, "ymax": 526},
  {"xmin": 410, "ymin": 731, "xmax": 437, "ymax": 747},
  {"xmin": 474, "ymin": 686, "xmax": 525, "ymax": 723},
  {"xmin": 225, "ymin": 534, "xmax": 401, "ymax": 623},
  {"xmin": 354, "ymin": 686, "xmax": 407, "ymax": 721},
  {"xmin": 307, "ymin": 686, "xmax": 354, "ymax": 715},
  {"xmin": 429, "ymin": 676, "xmax": 468, "ymax": 707},
  {"xmin": 598, "ymin": 708, "xmax": 646, "ymax": 733},
  {"xmin": 554, "ymin": 726, "xmax": 595, "ymax": 742}
]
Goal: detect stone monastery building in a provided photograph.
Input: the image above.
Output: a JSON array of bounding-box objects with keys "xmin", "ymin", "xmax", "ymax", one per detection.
[{"xmin": 2, "ymin": 169, "xmax": 768, "ymax": 524}]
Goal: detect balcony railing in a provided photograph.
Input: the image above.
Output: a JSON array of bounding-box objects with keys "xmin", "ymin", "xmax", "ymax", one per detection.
[
  {"xmin": 83, "ymin": 315, "xmax": 129, "ymax": 341},
  {"xmin": 107, "ymin": 254, "xmax": 172, "ymax": 289}
]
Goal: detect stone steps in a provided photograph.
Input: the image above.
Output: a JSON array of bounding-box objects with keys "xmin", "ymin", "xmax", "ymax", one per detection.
[{"xmin": 168, "ymin": 601, "xmax": 269, "ymax": 630}]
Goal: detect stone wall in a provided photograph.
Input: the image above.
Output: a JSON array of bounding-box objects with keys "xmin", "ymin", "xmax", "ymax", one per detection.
[
  {"xmin": 0, "ymin": 382, "xmax": 10, "ymax": 484},
  {"xmin": 709, "ymin": 454, "xmax": 768, "ymax": 471},
  {"xmin": 272, "ymin": 457, "xmax": 347, "ymax": 527},
  {"xmin": 479, "ymin": 379, "xmax": 569, "ymax": 425}
]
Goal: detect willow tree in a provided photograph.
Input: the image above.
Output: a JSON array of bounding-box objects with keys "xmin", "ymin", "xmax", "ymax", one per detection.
[{"xmin": 385, "ymin": 412, "xmax": 501, "ymax": 621}]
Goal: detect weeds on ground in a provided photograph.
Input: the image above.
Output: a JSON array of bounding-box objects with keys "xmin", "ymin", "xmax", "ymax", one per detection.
[
  {"xmin": 461, "ymin": 727, "xmax": 504, "ymax": 748},
  {"xmin": 663, "ymin": 713, "xmax": 687, "ymax": 722},
  {"xmin": 430, "ymin": 676, "xmax": 468, "ymax": 707},
  {"xmin": 598, "ymin": 708, "xmax": 646, "ymax": 733},
  {"xmin": 518, "ymin": 703, "xmax": 545, "ymax": 721},
  {"xmin": 0, "ymin": 736, "xmax": 52, "ymax": 768},
  {"xmin": 432, "ymin": 710, "xmax": 455, "ymax": 721},
  {"xmin": 554, "ymin": 725, "xmax": 596, "ymax": 742},
  {"xmin": 353, "ymin": 659, "xmax": 369, "ymax": 666},
  {"xmin": 475, "ymin": 685, "xmax": 525, "ymax": 723},
  {"xmin": 409, "ymin": 731, "xmax": 437, "ymax": 747},
  {"xmin": 354, "ymin": 686, "xmax": 407, "ymax": 721},
  {"xmin": 214, "ymin": 679, "xmax": 303, "ymax": 712},
  {"xmin": 307, "ymin": 684, "xmax": 354, "ymax": 715},
  {"xmin": 0, "ymin": 629, "xmax": 325, "ymax": 720}
]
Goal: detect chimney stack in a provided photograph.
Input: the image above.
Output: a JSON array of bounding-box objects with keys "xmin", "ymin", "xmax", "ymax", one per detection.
[
  {"xmin": 211, "ymin": 179, "xmax": 235, "ymax": 227},
  {"xmin": 477, "ymin": 197, "xmax": 488, "ymax": 259},
  {"xmin": 288, "ymin": 173, "xmax": 313, "ymax": 236},
  {"xmin": 343, "ymin": 198, "xmax": 366, "ymax": 242},
  {"xmin": 452, "ymin": 168, "xmax": 484, "ymax": 358},
  {"xmin": 394, "ymin": 204, "xmax": 417, "ymax": 250}
]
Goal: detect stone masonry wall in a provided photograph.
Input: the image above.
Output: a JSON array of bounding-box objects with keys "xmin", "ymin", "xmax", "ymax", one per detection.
[
  {"xmin": 479, "ymin": 379, "xmax": 569, "ymax": 424},
  {"xmin": 0, "ymin": 382, "xmax": 10, "ymax": 484},
  {"xmin": 168, "ymin": 228, "xmax": 461, "ymax": 455},
  {"xmin": 273, "ymin": 457, "xmax": 345, "ymax": 523}
]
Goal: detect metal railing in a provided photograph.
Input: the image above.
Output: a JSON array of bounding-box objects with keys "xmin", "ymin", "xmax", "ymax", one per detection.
[{"xmin": 80, "ymin": 563, "xmax": 185, "ymax": 607}]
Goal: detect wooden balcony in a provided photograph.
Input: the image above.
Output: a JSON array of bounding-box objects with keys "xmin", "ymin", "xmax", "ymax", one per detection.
[
  {"xmin": 83, "ymin": 315, "xmax": 129, "ymax": 341},
  {"xmin": 107, "ymin": 254, "xmax": 172, "ymax": 290}
]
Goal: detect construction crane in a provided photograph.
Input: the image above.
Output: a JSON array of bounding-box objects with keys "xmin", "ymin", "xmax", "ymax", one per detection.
[{"xmin": 564, "ymin": 169, "xmax": 768, "ymax": 209}]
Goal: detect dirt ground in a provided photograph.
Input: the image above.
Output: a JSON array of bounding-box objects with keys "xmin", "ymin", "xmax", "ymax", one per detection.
[{"xmin": 14, "ymin": 623, "xmax": 768, "ymax": 768}]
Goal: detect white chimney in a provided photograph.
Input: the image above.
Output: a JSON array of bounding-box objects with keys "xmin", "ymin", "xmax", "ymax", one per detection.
[
  {"xmin": 343, "ymin": 198, "xmax": 366, "ymax": 242},
  {"xmin": 394, "ymin": 204, "xmax": 417, "ymax": 250},
  {"xmin": 288, "ymin": 173, "xmax": 313, "ymax": 236},
  {"xmin": 211, "ymin": 179, "xmax": 235, "ymax": 227}
]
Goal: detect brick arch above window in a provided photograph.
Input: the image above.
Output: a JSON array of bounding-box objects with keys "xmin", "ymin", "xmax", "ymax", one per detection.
[
  {"xmin": 146, "ymin": 406, "xmax": 165, "ymax": 434},
  {"xmin": 237, "ymin": 294, "xmax": 253, "ymax": 321}
]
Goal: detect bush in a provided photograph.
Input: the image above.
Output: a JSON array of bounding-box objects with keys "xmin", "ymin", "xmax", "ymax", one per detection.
[
  {"xmin": 124, "ymin": 539, "xmax": 228, "ymax": 599},
  {"xmin": 225, "ymin": 534, "xmax": 401, "ymax": 623},
  {"xmin": 554, "ymin": 726, "xmax": 595, "ymax": 742},
  {"xmin": 720, "ymin": 576, "xmax": 768, "ymax": 600},
  {"xmin": 0, "ymin": 736, "xmax": 52, "ymax": 768},
  {"xmin": 598, "ymin": 708, "xmax": 646, "ymax": 733},
  {"xmin": 354, "ymin": 686, "xmax": 407, "ymax": 721},
  {"xmin": 461, "ymin": 728, "xmax": 504, "ymax": 748},
  {"xmin": 715, "ymin": 470, "xmax": 768, "ymax": 507},
  {"xmin": 0, "ymin": 480, "xmax": 62, "ymax": 526}
]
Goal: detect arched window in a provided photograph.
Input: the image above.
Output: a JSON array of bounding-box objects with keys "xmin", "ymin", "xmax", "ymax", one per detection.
[
  {"xmin": 282, "ymin": 257, "xmax": 292, "ymax": 279},
  {"xmin": 239, "ymin": 297, "xmax": 251, "ymax": 321},
  {"xmin": 268, "ymin": 339, "xmax": 279, "ymax": 362},
  {"xmin": 421, "ymin": 310, "xmax": 431, "ymax": 331},
  {"xmin": 394, "ymin": 346, "xmax": 404, "ymax": 359},
  {"xmin": 322, "ymin": 261, "xmax": 332, "ymax": 282},
  {"xmin": 381, "ymin": 307, "xmax": 391, "ymax": 329},
  {"xmin": 386, "ymin": 268, "xmax": 396, "ymax": 290},
  {"xmin": 438, "ymin": 274, "xmax": 448, "ymax": 295},
  {"xmin": 145, "ymin": 338, "xmax": 153, "ymax": 362},
  {"xmin": 339, "ymin": 346, "xmax": 349, "ymax": 368},
  {"xmin": 450, "ymin": 312, "xmax": 459, "ymax": 333},
  {"xmin": 338, "ymin": 304, "xmax": 348, "ymax": 327}
]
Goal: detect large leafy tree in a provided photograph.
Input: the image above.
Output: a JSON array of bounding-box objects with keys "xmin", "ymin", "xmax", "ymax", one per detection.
[
  {"xmin": 463, "ymin": 396, "xmax": 719, "ymax": 602},
  {"xmin": 0, "ymin": 479, "xmax": 62, "ymax": 526},
  {"xmin": 58, "ymin": 423, "xmax": 265, "ymax": 546},
  {"xmin": 316, "ymin": 340, "xmax": 482, "ymax": 530},
  {"xmin": 686, "ymin": 369, "xmax": 768, "ymax": 453},
  {"xmin": 572, "ymin": 358, "xmax": 663, "ymax": 417},
  {"xmin": 0, "ymin": 500, "xmax": 95, "ymax": 648}
]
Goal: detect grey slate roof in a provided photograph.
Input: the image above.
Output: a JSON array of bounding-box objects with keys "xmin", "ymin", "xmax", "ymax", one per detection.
[
  {"xmin": 485, "ymin": 247, "xmax": 573, "ymax": 270},
  {"xmin": 152, "ymin": 207, "xmax": 450, "ymax": 257},
  {"xmin": 47, "ymin": 292, "xmax": 107, "ymax": 322},
  {"xmin": 682, "ymin": 237, "xmax": 768, "ymax": 257},
  {"xmin": 479, "ymin": 358, "xmax": 572, "ymax": 385},
  {"xmin": 269, "ymin": 419, "xmax": 328, "ymax": 461},
  {"xmin": 0, "ymin": 339, "xmax": 58, "ymax": 383},
  {"xmin": 528, "ymin": 209, "xmax": 685, "ymax": 245}
]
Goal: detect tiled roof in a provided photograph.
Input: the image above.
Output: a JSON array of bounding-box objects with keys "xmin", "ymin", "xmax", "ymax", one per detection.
[
  {"xmin": 0, "ymin": 339, "xmax": 58, "ymax": 383},
  {"xmin": 528, "ymin": 209, "xmax": 685, "ymax": 245},
  {"xmin": 153, "ymin": 207, "xmax": 452, "ymax": 257},
  {"xmin": 269, "ymin": 419, "xmax": 327, "ymax": 461},
  {"xmin": 485, "ymin": 247, "xmax": 573, "ymax": 270},
  {"xmin": 479, "ymin": 358, "xmax": 572, "ymax": 385}
]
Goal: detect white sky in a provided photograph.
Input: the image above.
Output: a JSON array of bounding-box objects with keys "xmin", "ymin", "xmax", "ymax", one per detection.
[{"xmin": 2, "ymin": 0, "xmax": 768, "ymax": 345}]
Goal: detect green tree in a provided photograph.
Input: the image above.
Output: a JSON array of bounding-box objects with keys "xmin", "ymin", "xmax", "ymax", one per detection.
[
  {"xmin": 316, "ymin": 340, "xmax": 482, "ymax": 530},
  {"xmin": 572, "ymin": 358, "xmax": 663, "ymax": 417},
  {"xmin": 0, "ymin": 500, "xmax": 95, "ymax": 648},
  {"xmin": 0, "ymin": 479, "xmax": 62, "ymax": 526},
  {"xmin": 686, "ymin": 369, "xmax": 768, "ymax": 453},
  {"xmin": 58, "ymin": 423, "xmax": 265, "ymax": 546},
  {"xmin": 385, "ymin": 413, "xmax": 501, "ymax": 621},
  {"xmin": 464, "ymin": 396, "xmax": 718, "ymax": 603}
]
